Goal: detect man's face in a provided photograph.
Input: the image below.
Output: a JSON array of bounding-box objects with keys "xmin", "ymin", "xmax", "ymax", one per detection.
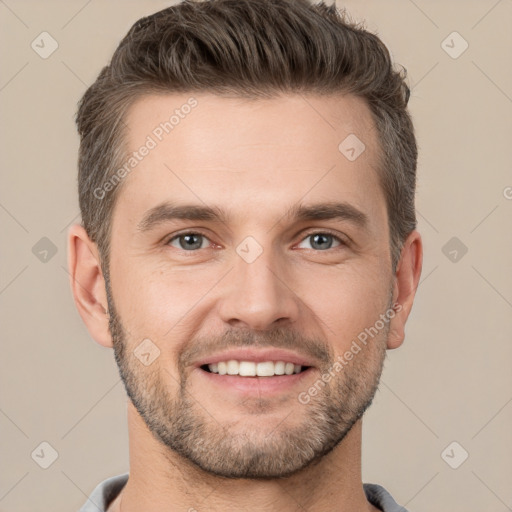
[{"xmin": 106, "ymin": 92, "xmax": 395, "ymax": 478}]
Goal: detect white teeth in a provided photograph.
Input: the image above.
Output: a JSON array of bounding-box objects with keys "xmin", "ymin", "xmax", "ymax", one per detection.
[
  {"xmin": 256, "ymin": 361, "xmax": 274, "ymax": 377},
  {"xmin": 218, "ymin": 362, "xmax": 227, "ymax": 375},
  {"xmin": 239, "ymin": 361, "xmax": 256, "ymax": 376},
  {"xmin": 227, "ymin": 360, "xmax": 238, "ymax": 375},
  {"xmin": 274, "ymin": 361, "xmax": 285, "ymax": 375},
  {"xmin": 206, "ymin": 360, "xmax": 305, "ymax": 377}
]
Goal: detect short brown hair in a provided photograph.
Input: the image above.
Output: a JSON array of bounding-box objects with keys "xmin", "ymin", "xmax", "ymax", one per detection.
[{"xmin": 76, "ymin": 0, "xmax": 417, "ymax": 273}]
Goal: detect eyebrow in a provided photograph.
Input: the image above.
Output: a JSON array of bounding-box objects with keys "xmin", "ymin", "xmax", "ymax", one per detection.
[{"xmin": 137, "ymin": 200, "xmax": 369, "ymax": 232}]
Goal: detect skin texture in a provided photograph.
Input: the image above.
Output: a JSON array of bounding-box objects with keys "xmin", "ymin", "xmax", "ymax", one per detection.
[{"xmin": 68, "ymin": 92, "xmax": 422, "ymax": 512}]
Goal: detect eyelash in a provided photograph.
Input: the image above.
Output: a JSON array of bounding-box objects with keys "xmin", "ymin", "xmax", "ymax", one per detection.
[{"xmin": 165, "ymin": 229, "xmax": 348, "ymax": 252}]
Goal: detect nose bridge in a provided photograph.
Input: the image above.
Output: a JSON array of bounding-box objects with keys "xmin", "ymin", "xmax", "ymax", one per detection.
[{"xmin": 218, "ymin": 237, "xmax": 299, "ymax": 330}]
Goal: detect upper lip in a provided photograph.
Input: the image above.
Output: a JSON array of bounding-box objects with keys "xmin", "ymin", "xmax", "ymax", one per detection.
[{"xmin": 195, "ymin": 348, "xmax": 317, "ymax": 368}]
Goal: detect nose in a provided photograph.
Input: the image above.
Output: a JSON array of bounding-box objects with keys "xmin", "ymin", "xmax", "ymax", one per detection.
[{"xmin": 217, "ymin": 243, "xmax": 300, "ymax": 331}]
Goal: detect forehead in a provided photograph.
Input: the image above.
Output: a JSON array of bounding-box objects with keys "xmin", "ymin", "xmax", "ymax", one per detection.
[{"xmin": 114, "ymin": 92, "xmax": 385, "ymax": 229}]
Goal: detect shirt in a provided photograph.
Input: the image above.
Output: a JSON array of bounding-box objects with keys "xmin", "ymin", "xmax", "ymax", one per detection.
[{"xmin": 79, "ymin": 472, "xmax": 410, "ymax": 512}]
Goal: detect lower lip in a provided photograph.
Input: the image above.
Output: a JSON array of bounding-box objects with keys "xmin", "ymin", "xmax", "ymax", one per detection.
[{"xmin": 195, "ymin": 367, "xmax": 315, "ymax": 395}]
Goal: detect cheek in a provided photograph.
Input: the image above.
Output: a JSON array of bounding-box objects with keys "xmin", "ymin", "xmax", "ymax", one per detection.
[
  {"xmin": 110, "ymin": 261, "xmax": 215, "ymax": 342},
  {"xmin": 305, "ymin": 264, "xmax": 390, "ymax": 352}
]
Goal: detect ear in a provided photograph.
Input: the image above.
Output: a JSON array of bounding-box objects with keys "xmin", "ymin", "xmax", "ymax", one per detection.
[
  {"xmin": 67, "ymin": 224, "xmax": 113, "ymax": 348},
  {"xmin": 387, "ymin": 230, "xmax": 423, "ymax": 350}
]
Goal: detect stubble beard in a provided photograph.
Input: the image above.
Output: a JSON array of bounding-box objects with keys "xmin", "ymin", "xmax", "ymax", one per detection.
[{"xmin": 106, "ymin": 279, "xmax": 389, "ymax": 479}]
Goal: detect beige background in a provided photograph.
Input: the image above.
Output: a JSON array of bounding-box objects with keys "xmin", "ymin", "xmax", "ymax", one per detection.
[{"xmin": 1, "ymin": 1, "xmax": 511, "ymax": 511}]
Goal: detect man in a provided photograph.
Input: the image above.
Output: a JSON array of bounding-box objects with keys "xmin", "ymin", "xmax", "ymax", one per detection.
[{"xmin": 69, "ymin": 0, "xmax": 423, "ymax": 510}]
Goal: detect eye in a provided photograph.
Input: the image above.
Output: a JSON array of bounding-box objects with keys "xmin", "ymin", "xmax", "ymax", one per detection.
[
  {"xmin": 167, "ymin": 232, "xmax": 211, "ymax": 251},
  {"xmin": 166, "ymin": 231, "xmax": 345, "ymax": 252},
  {"xmin": 297, "ymin": 232, "xmax": 344, "ymax": 251}
]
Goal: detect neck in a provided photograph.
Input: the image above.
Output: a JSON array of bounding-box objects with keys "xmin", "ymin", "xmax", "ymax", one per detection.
[{"xmin": 114, "ymin": 402, "xmax": 378, "ymax": 512}]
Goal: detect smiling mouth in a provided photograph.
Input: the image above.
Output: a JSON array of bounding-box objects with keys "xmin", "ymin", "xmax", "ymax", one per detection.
[{"xmin": 200, "ymin": 360, "xmax": 312, "ymax": 377}]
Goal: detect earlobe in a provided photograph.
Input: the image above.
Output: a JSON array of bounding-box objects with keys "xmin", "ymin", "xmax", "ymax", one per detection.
[
  {"xmin": 67, "ymin": 224, "xmax": 113, "ymax": 348},
  {"xmin": 387, "ymin": 230, "xmax": 423, "ymax": 350}
]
